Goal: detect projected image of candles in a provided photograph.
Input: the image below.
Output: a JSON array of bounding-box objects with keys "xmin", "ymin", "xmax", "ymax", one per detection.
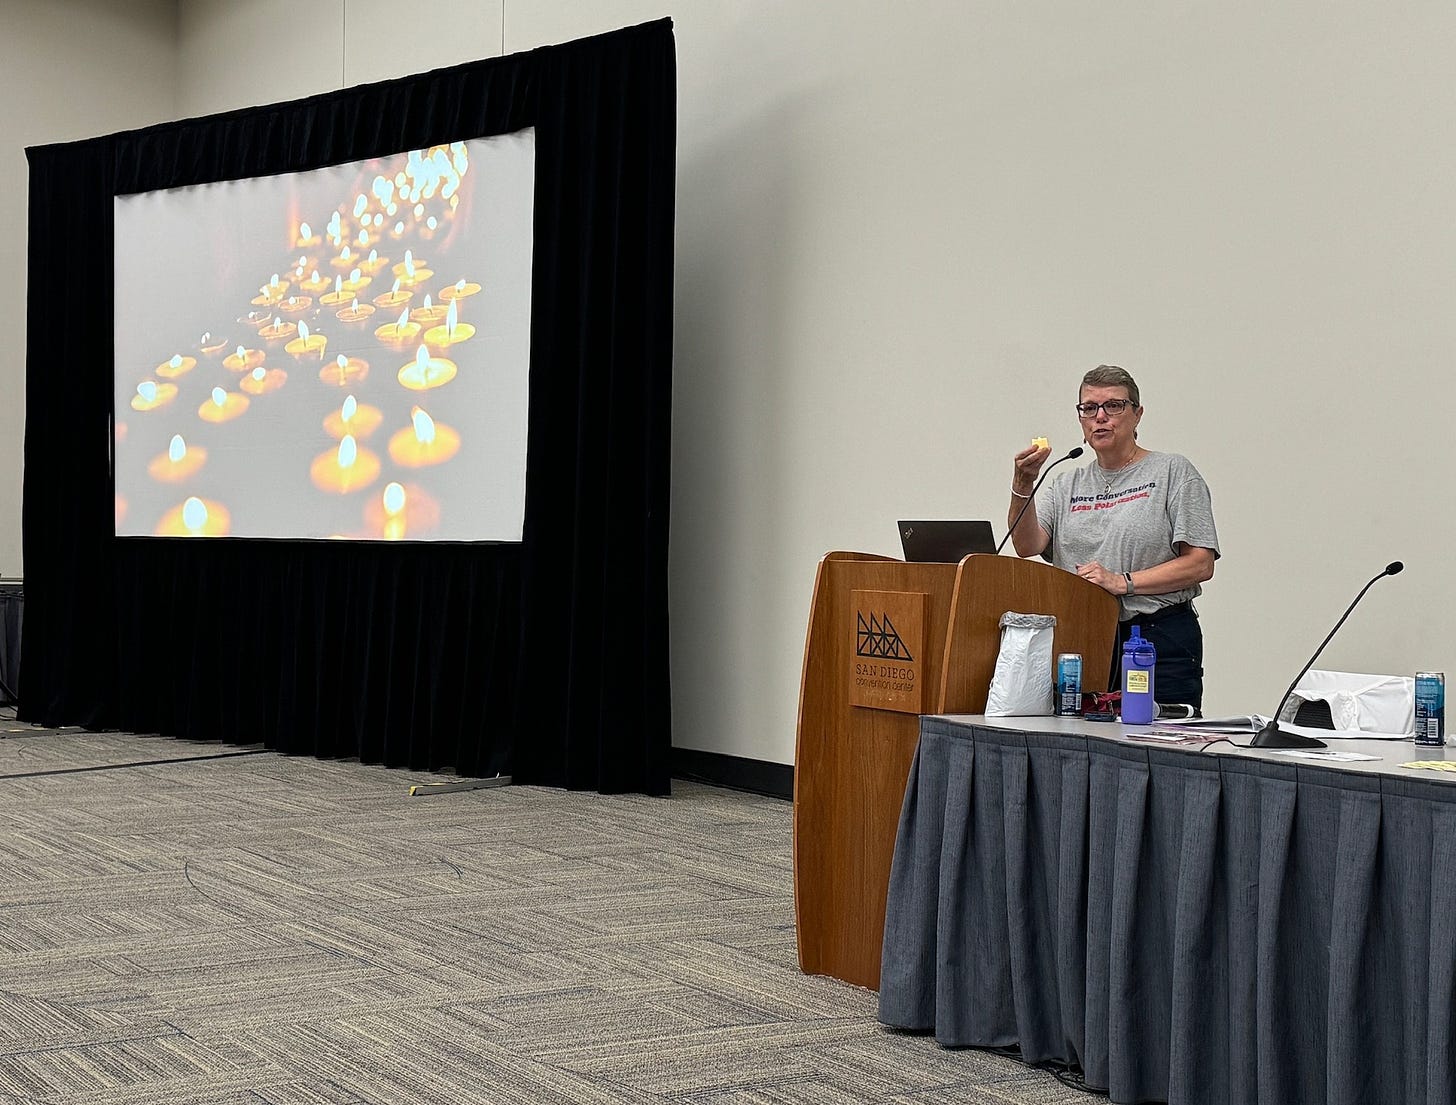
[{"xmin": 113, "ymin": 130, "xmax": 536, "ymax": 541}]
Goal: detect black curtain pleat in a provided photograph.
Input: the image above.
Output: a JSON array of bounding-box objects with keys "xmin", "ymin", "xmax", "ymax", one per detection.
[{"xmin": 21, "ymin": 20, "xmax": 675, "ymax": 794}]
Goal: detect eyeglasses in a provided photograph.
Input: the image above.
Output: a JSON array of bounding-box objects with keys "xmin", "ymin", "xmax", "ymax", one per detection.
[{"xmin": 1075, "ymin": 399, "xmax": 1135, "ymax": 418}]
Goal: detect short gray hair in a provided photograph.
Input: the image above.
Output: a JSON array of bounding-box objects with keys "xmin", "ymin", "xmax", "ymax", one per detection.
[{"xmin": 1080, "ymin": 364, "xmax": 1140, "ymax": 408}]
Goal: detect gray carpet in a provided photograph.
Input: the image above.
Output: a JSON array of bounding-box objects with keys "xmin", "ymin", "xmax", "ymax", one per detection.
[{"xmin": 0, "ymin": 726, "xmax": 1095, "ymax": 1104}]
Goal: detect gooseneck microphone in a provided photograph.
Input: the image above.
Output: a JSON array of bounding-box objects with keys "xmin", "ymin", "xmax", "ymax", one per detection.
[
  {"xmin": 1251, "ymin": 561, "xmax": 1405, "ymax": 749},
  {"xmin": 995, "ymin": 447, "xmax": 1084, "ymax": 555}
]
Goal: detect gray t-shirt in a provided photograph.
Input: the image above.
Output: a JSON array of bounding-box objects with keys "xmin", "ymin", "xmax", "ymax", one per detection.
[{"xmin": 1036, "ymin": 451, "xmax": 1220, "ymax": 620}]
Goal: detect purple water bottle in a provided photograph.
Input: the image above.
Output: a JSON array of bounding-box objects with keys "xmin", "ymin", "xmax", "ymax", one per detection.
[{"xmin": 1121, "ymin": 626, "xmax": 1157, "ymax": 725}]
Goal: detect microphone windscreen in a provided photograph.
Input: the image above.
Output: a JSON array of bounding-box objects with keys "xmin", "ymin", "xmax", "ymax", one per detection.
[
  {"xmin": 1386, "ymin": 561, "xmax": 1404, "ymax": 575},
  {"xmin": 1067, "ymin": 446, "xmax": 1085, "ymax": 459}
]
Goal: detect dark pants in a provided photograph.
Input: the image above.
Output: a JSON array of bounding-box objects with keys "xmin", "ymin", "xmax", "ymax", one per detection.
[{"xmin": 1111, "ymin": 604, "xmax": 1204, "ymax": 709}]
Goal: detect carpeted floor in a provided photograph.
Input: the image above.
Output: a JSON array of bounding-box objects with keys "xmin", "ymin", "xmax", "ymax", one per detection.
[{"xmin": 0, "ymin": 725, "xmax": 1096, "ymax": 1104}]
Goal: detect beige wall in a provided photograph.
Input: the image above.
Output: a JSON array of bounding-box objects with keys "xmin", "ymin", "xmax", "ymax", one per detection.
[
  {"xmin": 0, "ymin": 0, "xmax": 178, "ymax": 578},
  {"xmin": 9, "ymin": 2, "xmax": 1455, "ymax": 762}
]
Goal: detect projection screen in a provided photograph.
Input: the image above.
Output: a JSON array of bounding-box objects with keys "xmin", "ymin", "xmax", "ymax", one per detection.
[{"xmin": 113, "ymin": 129, "xmax": 535, "ymax": 542}]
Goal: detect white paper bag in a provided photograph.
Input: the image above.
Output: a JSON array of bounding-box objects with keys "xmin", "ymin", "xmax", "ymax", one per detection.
[
  {"xmin": 985, "ymin": 612, "xmax": 1057, "ymax": 717},
  {"xmin": 1278, "ymin": 669, "xmax": 1415, "ymax": 735}
]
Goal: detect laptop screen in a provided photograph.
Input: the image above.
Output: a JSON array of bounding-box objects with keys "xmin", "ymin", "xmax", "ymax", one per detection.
[{"xmin": 897, "ymin": 520, "xmax": 997, "ymax": 563}]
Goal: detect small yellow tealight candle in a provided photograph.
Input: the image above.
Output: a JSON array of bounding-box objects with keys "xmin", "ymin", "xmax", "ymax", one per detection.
[
  {"xmin": 396, "ymin": 344, "xmax": 457, "ymax": 391},
  {"xmin": 374, "ymin": 307, "xmax": 422, "ymax": 347},
  {"xmin": 438, "ymin": 277, "xmax": 480, "ymax": 303},
  {"xmin": 279, "ymin": 294, "xmax": 313, "ymax": 314},
  {"xmin": 322, "ymin": 393, "xmax": 383, "ymax": 439},
  {"xmin": 130, "ymin": 379, "xmax": 178, "ymax": 411},
  {"xmin": 222, "ymin": 345, "xmax": 265, "ymax": 373},
  {"xmin": 299, "ymin": 268, "xmax": 331, "ymax": 295},
  {"xmin": 336, "ymin": 297, "xmax": 375, "ymax": 324},
  {"xmin": 359, "ymin": 248, "xmax": 389, "ymax": 275},
  {"xmin": 198, "ymin": 385, "xmax": 249, "ymax": 423},
  {"xmin": 330, "ymin": 245, "xmax": 356, "ymax": 272},
  {"xmin": 387, "ymin": 407, "xmax": 460, "ymax": 467},
  {"xmin": 363, "ymin": 480, "xmax": 441, "ymax": 540},
  {"xmin": 340, "ymin": 266, "xmax": 372, "ymax": 295},
  {"xmin": 309, "ymin": 433, "xmax": 380, "ymax": 494},
  {"xmin": 284, "ymin": 320, "xmax": 327, "ymax": 359},
  {"xmin": 156, "ymin": 495, "xmax": 230, "ymax": 537},
  {"xmin": 240, "ymin": 364, "xmax": 288, "ymax": 395},
  {"xmin": 258, "ymin": 315, "xmax": 297, "ymax": 343},
  {"xmin": 320, "ymin": 275, "xmax": 351, "ymax": 307},
  {"xmin": 147, "ymin": 433, "xmax": 207, "ymax": 482},
  {"xmin": 198, "ymin": 331, "xmax": 229, "ymax": 355},
  {"xmin": 250, "ymin": 274, "xmax": 289, "ymax": 306},
  {"xmin": 372, "ymin": 278, "xmax": 412, "ymax": 311},
  {"xmin": 319, "ymin": 353, "xmax": 370, "ymax": 386},
  {"xmin": 392, "ymin": 250, "xmax": 432, "ymax": 287},
  {"xmin": 422, "ymin": 298, "xmax": 475, "ymax": 349},
  {"xmin": 295, "ymin": 221, "xmax": 321, "ymax": 249},
  {"xmin": 409, "ymin": 294, "xmax": 448, "ymax": 326},
  {"xmin": 155, "ymin": 353, "xmax": 196, "ymax": 379}
]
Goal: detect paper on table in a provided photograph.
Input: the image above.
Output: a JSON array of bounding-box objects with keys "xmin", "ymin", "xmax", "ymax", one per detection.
[
  {"xmin": 1265, "ymin": 749, "xmax": 1380, "ymax": 762},
  {"xmin": 1157, "ymin": 715, "xmax": 1410, "ymax": 740}
]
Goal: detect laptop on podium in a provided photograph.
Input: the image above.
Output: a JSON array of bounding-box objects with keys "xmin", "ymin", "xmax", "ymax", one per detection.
[{"xmin": 897, "ymin": 520, "xmax": 997, "ymax": 563}]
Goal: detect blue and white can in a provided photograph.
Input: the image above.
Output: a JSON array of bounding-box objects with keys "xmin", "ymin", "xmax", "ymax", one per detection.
[
  {"xmin": 1415, "ymin": 672, "xmax": 1445, "ymax": 746},
  {"xmin": 1056, "ymin": 653, "xmax": 1083, "ymax": 717}
]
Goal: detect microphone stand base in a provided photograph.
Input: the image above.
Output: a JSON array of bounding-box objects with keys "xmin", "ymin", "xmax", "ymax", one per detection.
[{"xmin": 1251, "ymin": 722, "xmax": 1328, "ymax": 750}]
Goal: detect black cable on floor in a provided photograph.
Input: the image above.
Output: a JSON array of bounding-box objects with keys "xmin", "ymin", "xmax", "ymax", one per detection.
[
  {"xmin": 984, "ymin": 1044, "xmax": 1107, "ymax": 1097},
  {"xmin": 0, "ymin": 747, "xmax": 269, "ymax": 780}
]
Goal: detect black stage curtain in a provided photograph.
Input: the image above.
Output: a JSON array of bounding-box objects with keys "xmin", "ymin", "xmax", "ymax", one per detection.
[{"xmin": 21, "ymin": 21, "xmax": 675, "ymax": 793}]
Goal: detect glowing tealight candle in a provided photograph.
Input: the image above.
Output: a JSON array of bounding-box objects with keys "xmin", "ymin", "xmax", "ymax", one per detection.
[
  {"xmin": 393, "ymin": 250, "xmax": 433, "ymax": 286},
  {"xmin": 372, "ymin": 277, "xmax": 412, "ymax": 310},
  {"xmin": 340, "ymin": 266, "xmax": 372, "ymax": 295},
  {"xmin": 250, "ymin": 274, "xmax": 289, "ymax": 306},
  {"xmin": 279, "ymin": 294, "xmax": 313, "ymax": 314},
  {"xmin": 360, "ymin": 248, "xmax": 388, "ymax": 275},
  {"xmin": 198, "ymin": 331, "xmax": 229, "ymax": 355},
  {"xmin": 373, "ymin": 307, "xmax": 422, "ymax": 346},
  {"xmin": 320, "ymin": 275, "xmax": 350, "ymax": 307},
  {"xmin": 241, "ymin": 309, "xmax": 275, "ymax": 330},
  {"xmin": 335, "ymin": 296, "xmax": 375, "ymax": 324},
  {"xmin": 222, "ymin": 344, "xmax": 266, "ymax": 373},
  {"xmin": 147, "ymin": 433, "xmax": 207, "ymax": 482},
  {"xmin": 438, "ymin": 277, "xmax": 481, "ymax": 303},
  {"xmin": 240, "ymin": 363, "xmax": 288, "ymax": 395},
  {"xmin": 309, "ymin": 432, "xmax": 381, "ymax": 493},
  {"xmin": 409, "ymin": 293, "xmax": 447, "ymax": 326},
  {"xmin": 155, "ymin": 353, "xmax": 197, "ymax": 378},
  {"xmin": 155, "ymin": 495, "xmax": 231, "ymax": 537},
  {"xmin": 295, "ymin": 221, "xmax": 320, "ymax": 248},
  {"xmin": 258, "ymin": 315, "xmax": 297, "ymax": 343},
  {"xmin": 322, "ymin": 392, "xmax": 383, "ymax": 439},
  {"xmin": 319, "ymin": 353, "xmax": 370, "ymax": 386},
  {"xmin": 299, "ymin": 268, "xmax": 330, "ymax": 294},
  {"xmin": 198, "ymin": 385, "xmax": 249, "ymax": 422},
  {"xmin": 130, "ymin": 379, "xmax": 178, "ymax": 411},
  {"xmin": 284, "ymin": 320, "xmax": 328, "ymax": 359},
  {"xmin": 423, "ymin": 298, "xmax": 475, "ymax": 349},
  {"xmin": 330, "ymin": 244, "xmax": 356, "ymax": 272},
  {"xmin": 396, "ymin": 344, "xmax": 457, "ymax": 391},
  {"xmin": 363, "ymin": 480, "xmax": 441, "ymax": 540},
  {"xmin": 387, "ymin": 406, "xmax": 461, "ymax": 467}
]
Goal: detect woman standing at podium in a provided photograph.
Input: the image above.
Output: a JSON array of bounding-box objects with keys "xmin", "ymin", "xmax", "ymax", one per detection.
[{"xmin": 1006, "ymin": 365, "xmax": 1220, "ymax": 707}]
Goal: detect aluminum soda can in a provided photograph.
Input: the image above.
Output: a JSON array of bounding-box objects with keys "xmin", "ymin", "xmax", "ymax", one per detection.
[
  {"xmin": 1415, "ymin": 672, "xmax": 1446, "ymax": 746},
  {"xmin": 1056, "ymin": 653, "xmax": 1083, "ymax": 716}
]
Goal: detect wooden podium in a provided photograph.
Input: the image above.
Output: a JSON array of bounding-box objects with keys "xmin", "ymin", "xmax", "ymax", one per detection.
[{"xmin": 792, "ymin": 551, "xmax": 1118, "ymax": 989}]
